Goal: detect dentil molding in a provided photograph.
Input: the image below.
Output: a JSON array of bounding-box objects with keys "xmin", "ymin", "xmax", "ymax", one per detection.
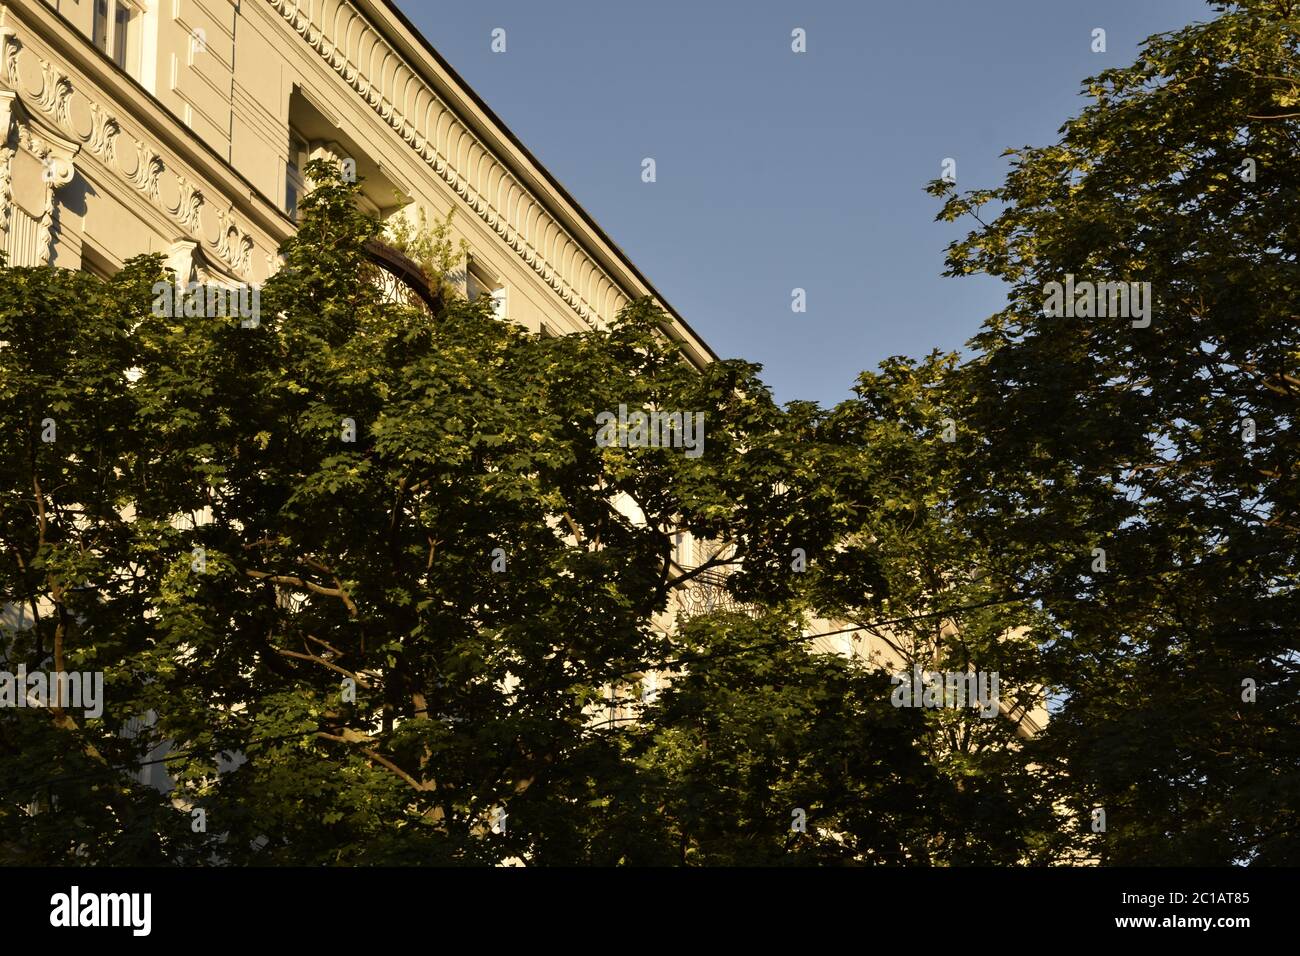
[{"xmin": 265, "ymin": 0, "xmax": 629, "ymax": 327}]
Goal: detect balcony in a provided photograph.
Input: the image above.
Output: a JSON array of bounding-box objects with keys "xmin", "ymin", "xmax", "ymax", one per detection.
[
  {"xmin": 672, "ymin": 565, "xmax": 759, "ymax": 619},
  {"xmin": 363, "ymin": 238, "xmax": 440, "ymax": 315}
]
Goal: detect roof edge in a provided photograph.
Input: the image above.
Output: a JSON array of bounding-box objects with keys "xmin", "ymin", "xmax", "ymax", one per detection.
[{"xmin": 358, "ymin": 0, "xmax": 720, "ymax": 367}]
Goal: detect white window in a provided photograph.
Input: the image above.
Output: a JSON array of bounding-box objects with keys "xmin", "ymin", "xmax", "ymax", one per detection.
[
  {"xmin": 93, "ymin": 0, "xmax": 141, "ymax": 76},
  {"xmin": 489, "ymin": 285, "xmax": 507, "ymax": 321},
  {"xmin": 467, "ymin": 260, "xmax": 507, "ymax": 320}
]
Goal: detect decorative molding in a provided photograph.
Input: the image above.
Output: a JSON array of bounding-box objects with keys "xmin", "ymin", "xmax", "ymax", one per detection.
[
  {"xmin": 129, "ymin": 138, "xmax": 162, "ymax": 199},
  {"xmin": 171, "ymin": 175, "xmax": 204, "ymax": 233},
  {"xmin": 265, "ymin": 0, "xmax": 629, "ymax": 327},
  {"xmin": 0, "ymin": 22, "xmax": 264, "ymax": 278},
  {"xmin": 36, "ymin": 57, "xmax": 70, "ymax": 124},
  {"xmin": 164, "ymin": 238, "xmax": 245, "ymax": 288},
  {"xmin": 0, "ymin": 89, "xmax": 16, "ymax": 246},
  {"xmin": 18, "ymin": 120, "xmax": 78, "ymax": 263},
  {"xmin": 0, "ymin": 142, "xmax": 12, "ymax": 245},
  {"xmin": 214, "ymin": 204, "xmax": 254, "ymax": 275},
  {"xmin": 0, "ymin": 86, "xmax": 77, "ymax": 265},
  {"xmin": 86, "ymin": 101, "xmax": 118, "ymax": 165},
  {"xmin": 2, "ymin": 28, "xmax": 19, "ymax": 87}
]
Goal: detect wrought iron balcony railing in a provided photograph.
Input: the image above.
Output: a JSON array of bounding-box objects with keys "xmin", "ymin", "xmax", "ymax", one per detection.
[
  {"xmin": 363, "ymin": 238, "xmax": 441, "ymax": 315},
  {"xmin": 672, "ymin": 564, "xmax": 759, "ymax": 619}
]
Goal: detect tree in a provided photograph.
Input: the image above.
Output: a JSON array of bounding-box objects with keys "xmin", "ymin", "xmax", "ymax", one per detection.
[
  {"xmin": 382, "ymin": 203, "xmax": 469, "ymax": 299},
  {"xmin": 0, "ymin": 255, "xmax": 197, "ymax": 863},
  {"xmin": 789, "ymin": 353, "xmax": 1067, "ymax": 863},
  {"xmin": 620, "ymin": 610, "xmax": 1037, "ymax": 865},
  {"xmin": 0, "ymin": 161, "xmax": 915, "ymax": 864},
  {"xmin": 930, "ymin": 0, "xmax": 1300, "ymax": 863}
]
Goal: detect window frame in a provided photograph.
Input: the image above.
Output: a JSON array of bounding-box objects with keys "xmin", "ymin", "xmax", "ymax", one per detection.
[
  {"xmin": 467, "ymin": 258, "xmax": 507, "ymax": 321},
  {"xmin": 285, "ymin": 129, "xmax": 310, "ymax": 219},
  {"xmin": 92, "ymin": 0, "xmax": 110, "ymax": 53},
  {"xmin": 93, "ymin": 0, "xmax": 142, "ymax": 76}
]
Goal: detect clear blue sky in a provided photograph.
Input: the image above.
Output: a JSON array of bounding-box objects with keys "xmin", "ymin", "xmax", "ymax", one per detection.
[{"xmin": 398, "ymin": 0, "xmax": 1213, "ymax": 407}]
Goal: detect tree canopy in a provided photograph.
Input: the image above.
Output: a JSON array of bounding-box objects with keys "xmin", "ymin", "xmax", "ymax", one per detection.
[
  {"xmin": 928, "ymin": 0, "xmax": 1299, "ymax": 863},
  {"xmin": 2, "ymin": 0, "xmax": 1297, "ymax": 866},
  {"xmin": 1, "ymin": 163, "xmax": 985, "ymax": 864}
]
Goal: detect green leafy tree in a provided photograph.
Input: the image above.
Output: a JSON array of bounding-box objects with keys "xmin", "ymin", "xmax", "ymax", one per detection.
[
  {"xmin": 931, "ymin": 0, "xmax": 1300, "ymax": 863},
  {"xmin": 795, "ymin": 353, "xmax": 1066, "ymax": 863},
  {"xmin": 0, "ymin": 256, "xmax": 197, "ymax": 863},
  {"xmin": 1, "ymin": 161, "xmax": 928, "ymax": 865},
  {"xmin": 621, "ymin": 611, "xmax": 1032, "ymax": 865}
]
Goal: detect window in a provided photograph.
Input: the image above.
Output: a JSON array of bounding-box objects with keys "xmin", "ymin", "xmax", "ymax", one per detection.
[
  {"xmin": 489, "ymin": 285, "xmax": 507, "ymax": 321},
  {"xmin": 93, "ymin": 0, "xmax": 139, "ymax": 75},
  {"xmin": 80, "ymin": 243, "xmax": 116, "ymax": 281},
  {"xmin": 112, "ymin": 2, "xmax": 131, "ymax": 69},
  {"xmin": 93, "ymin": 0, "xmax": 109, "ymax": 52},
  {"xmin": 285, "ymin": 130, "xmax": 310, "ymax": 219},
  {"xmin": 467, "ymin": 260, "xmax": 507, "ymax": 320}
]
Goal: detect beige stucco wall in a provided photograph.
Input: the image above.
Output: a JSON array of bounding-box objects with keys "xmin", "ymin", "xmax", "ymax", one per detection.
[{"xmin": 5, "ymin": 0, "xmax": 716, "ymax": 362}]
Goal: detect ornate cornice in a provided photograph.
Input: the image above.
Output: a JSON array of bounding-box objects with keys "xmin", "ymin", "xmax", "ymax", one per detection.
[
  {"xmin": 265, "ymin": 0, "xmax": 628, "ymax": 327},
  {"xmin": 0, "ymin": 21, "xmax": 264, "ymax": 278}
]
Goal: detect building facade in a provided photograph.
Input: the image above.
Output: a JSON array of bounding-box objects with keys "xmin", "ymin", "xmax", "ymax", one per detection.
[{"xmin": 1, "ymin": 0, "xmax": 715, "ymax": 363}]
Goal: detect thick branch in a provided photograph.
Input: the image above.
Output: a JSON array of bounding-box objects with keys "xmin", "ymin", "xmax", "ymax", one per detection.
[
  {"xmin": 245, "ymin": 569, "xmax": 358, "ymax": 616},
  {"xmin": 316, "ymin": 729, "xmax": 437, "ymax": 795}
]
